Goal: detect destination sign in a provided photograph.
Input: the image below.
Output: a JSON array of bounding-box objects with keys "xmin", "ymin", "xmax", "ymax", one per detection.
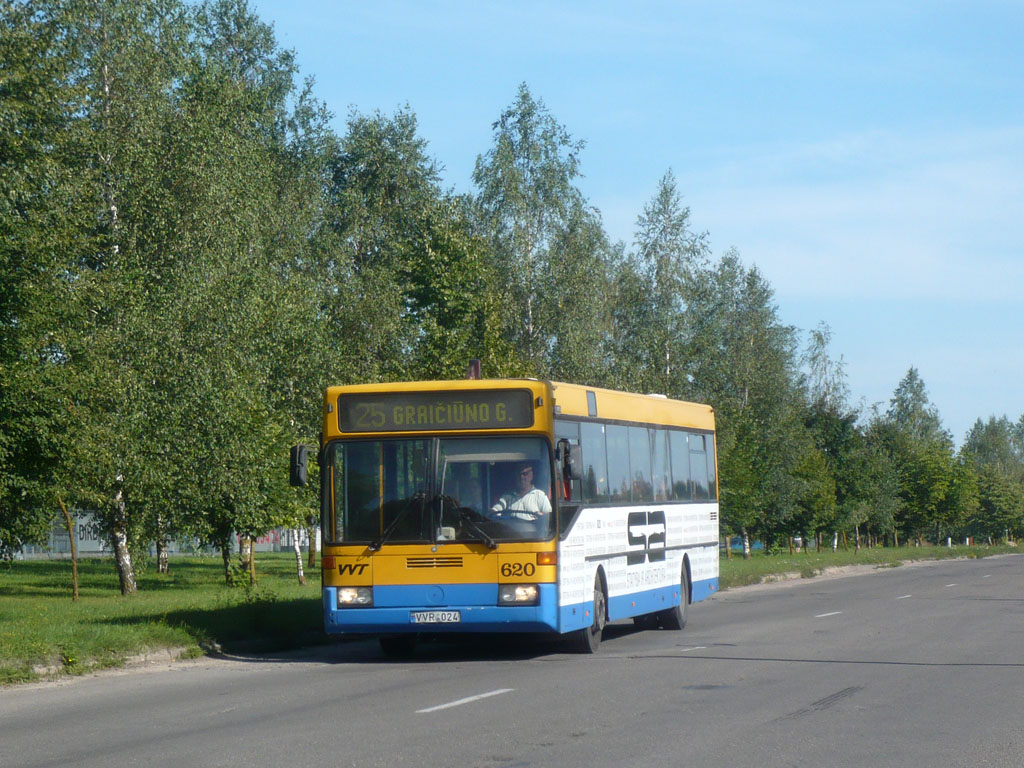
[{"xmin": 337, "ymin": 390, "xmax": 534, "ymax": 433}]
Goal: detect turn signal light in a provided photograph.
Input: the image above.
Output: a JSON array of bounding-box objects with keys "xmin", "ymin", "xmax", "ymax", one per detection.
[
  {"xmin": 536, "ymin": 552, "xmax": 557, "ymax": 565},
  {"xmin": 323, "ymin": 556, "xmax": 336, "ymax": 570}
]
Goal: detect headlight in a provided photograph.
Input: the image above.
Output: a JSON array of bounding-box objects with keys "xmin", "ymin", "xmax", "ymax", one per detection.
[
  {"xmin": 337, "ymin": 586, "xmax": 373, "ymax": 607},
  {"xmin": 499, "ymin": 584, "xmax": 539, "ymax": 605}
]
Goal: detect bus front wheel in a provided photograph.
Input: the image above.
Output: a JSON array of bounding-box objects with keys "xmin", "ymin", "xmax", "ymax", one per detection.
[
  {"xmin": 659, "ymin": 561, "xmax": 689, "ymax": 630},
  {"xmin": 570, "ymin": 575, "xmax": 607, "ymax": 653}
]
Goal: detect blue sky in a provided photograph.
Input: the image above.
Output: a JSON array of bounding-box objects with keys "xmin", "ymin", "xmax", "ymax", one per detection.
[{"xmin": 251, "ymin": 0, "xmax": 1023, "ymax": 444}]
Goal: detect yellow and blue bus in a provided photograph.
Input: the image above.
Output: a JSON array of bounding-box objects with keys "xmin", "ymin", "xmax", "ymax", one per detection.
[{"xmin": 291, "ymin": 378, "xmax": 719, "ymax": 654}]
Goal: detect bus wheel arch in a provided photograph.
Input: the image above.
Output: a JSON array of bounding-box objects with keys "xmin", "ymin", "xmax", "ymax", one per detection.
[
  {"xmin": 570, "ymin": 567, "xmax": 607, "ymax": 653},
  {"xmin": 659, "ymin": 556, "xmax": 690, "ymax": 631}
]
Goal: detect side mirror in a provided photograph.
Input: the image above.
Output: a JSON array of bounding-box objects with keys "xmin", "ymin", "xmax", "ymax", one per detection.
[
  {"xmin": 558, "ymin": 440, "xmax": 583, "ymax": 482},
  {"xmin": 290, "ymin": 445, "xmax": 308, "ymax": 487}
]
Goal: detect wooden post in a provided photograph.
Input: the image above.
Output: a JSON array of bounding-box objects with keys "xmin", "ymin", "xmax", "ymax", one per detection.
[{"xmin": 57, "ymin": 495, "xmax": 79, "ymax": 602}]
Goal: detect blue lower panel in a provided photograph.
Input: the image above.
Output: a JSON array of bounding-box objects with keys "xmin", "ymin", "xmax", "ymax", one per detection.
[
  {"xmin": 561, "ymin": 576, "xmax": 719, "ymax": 629},
  {"xmin": 692, "ymin": 576, "xmax": 718, "ymax": 604},
  {"xmin": 558, "ymin": 600, "xmax": 592, "ymax": 633},
  {"xmin": 608, "ymin": 584, "xmax": 680, "ymax": 621},
  {"xmin": 323, "ymin": 583, "xmax": 559, "ymax": 634},
  {"xmin": 559, "ymin": 586, "xmax": 682, "ymax": 631}
]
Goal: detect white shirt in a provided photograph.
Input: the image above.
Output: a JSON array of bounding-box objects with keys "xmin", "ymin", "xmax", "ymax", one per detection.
[{"xmin": 491, "ymin": 487, "xmax": 552, "ymax": 521}]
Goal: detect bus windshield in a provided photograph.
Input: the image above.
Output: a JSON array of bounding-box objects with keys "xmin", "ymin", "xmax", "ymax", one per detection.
[{"xmin": 328, "ymin": 436, "xmax": 554, "ymax": 545}]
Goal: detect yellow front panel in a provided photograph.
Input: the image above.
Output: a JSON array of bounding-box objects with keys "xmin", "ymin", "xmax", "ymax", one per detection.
[
  {"xmin": 331, "ymin": 554, "xmax": 372, "ymax": 585},
  {"xmin": 322, "ymin": 544, "xmax": 557, "ymax": 586},
  {"xmin": 498, "ymin": 552, "xmax": 556, "ymax": 583},
  {"xmin": 372, "ymin": 549, "xmax": 495, "ymax": 585}
]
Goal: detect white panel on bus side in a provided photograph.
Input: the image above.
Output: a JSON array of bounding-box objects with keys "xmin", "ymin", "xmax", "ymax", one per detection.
[{"xmin": 558, "ymin": 503, "xmax": 719, "ymax": 608}]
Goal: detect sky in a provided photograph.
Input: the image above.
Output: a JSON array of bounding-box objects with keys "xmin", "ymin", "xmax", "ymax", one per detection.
[{"xmin": 251, "ymin": 0, "xmax": 1023, "ymax": 445}]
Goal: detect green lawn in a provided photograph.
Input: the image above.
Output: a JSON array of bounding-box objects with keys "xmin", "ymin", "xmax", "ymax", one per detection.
[
  {"xmin": 0, "ymin": 554, "xmax": 323, "ymax": 685},
  {"xmin": 1, "ymin": 544, "xmax": 1016, "ymax": 684},
  {"xmin": 718, "ymin": 542, "xmax": 1016, "ymax": 587}
]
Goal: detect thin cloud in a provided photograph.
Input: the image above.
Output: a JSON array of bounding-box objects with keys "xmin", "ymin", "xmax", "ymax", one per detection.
[{"xmin": 680, "ymin": 127, "xmax": 1024, "ymax": 302}]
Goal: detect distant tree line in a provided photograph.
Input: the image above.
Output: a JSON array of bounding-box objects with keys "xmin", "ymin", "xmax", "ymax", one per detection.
[{"xmin": 2, "ymin": 0, "xmax": 1022, "ymax": 589}]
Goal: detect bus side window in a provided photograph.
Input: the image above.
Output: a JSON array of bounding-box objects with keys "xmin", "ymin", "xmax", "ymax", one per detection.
[
  {"xmin": 628, "ymin": 425, "xmax": 652, "ymax": 502},
  {"xmin": 706, "ymin": 434, "xmax": 718, "ymax": 500},
  {"xmin": 668, "ymin": 430, "xmax": 691, "ymax": 501},
  {"xmin": 606, "ymin": 425, "xmax": 630, "ymax": 503},
  {"xmin": 651, "ymin": 428, "xmax": 669, "ymax": 502},
  {"xmin": 690, "ymin": 433, "xmax": 709, "ymax": 500},
  {"xmin": 580, "ymin": 421, "xmax": 609, "ymax": 503}
]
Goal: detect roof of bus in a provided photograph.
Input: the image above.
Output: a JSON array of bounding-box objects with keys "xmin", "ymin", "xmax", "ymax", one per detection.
[
  {"xmin": 323, "ymin": 379, "xmax": 715, "ymax": 432},
  {"xmin": 548, "ymin": 381, "xmax": 714, "ymax": 431}
]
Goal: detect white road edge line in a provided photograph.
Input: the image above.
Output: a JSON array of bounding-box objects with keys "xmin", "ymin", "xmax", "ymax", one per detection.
[
  {"xmin": 417, "ymin": 688, "xmax": 515, "ymax": 714},
  {"xmin": 814, "ymin": 611, "xmax": 842, "ymax": 618}
]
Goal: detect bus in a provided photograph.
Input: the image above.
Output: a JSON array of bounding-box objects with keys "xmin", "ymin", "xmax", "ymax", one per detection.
[{"xmin": 290, "ymin": 377, "xmax": 719, "ymax": 655}]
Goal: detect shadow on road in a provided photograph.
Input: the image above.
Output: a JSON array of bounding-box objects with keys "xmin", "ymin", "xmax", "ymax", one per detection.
[{"xmin": 202, "ymin": 620, "xmax": 658, "ymax": 667}]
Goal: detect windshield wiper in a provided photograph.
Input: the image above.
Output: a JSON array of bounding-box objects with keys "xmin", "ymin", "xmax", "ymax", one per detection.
[
  {"xmin": 457, "ymin": 508, "xmax": 498, "ymax": 549},
  {"xmin": 368, "ymin": 493, "xmax": 426, "ymax": 551}
]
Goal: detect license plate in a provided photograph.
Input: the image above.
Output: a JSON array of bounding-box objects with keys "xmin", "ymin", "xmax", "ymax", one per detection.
[{"xmin": 410, "ymin": 610, "xmax": 461, "ymax": 624}]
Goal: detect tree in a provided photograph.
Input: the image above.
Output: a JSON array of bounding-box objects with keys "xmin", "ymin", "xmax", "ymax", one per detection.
[
  {"xmin": 801, "ymin": 323, "xmax": 878, "ymax": 549},
  {"xmin": 0, "ymin": 0, "xmax": 87, "ymax": 557},
  {"xmin": 542, "ymin": 204, "xmax": 615, "ymax": 385},
  {"xmin": 473, "ymin": 82, "xmax": 587, "ymax": 375},
  {"xmin": 961, "ymin": 416, "xmax": 1024, "ymax": 541},
  {"xmin": 627, "ymin": 170, "xmax": 710, "ymax": 396},
  {"xmin": 876, "ymin": 369, "xmax": 956, "ymax": 545},
  {"xmin": 23, "ymin": 0, "xmax": 329, "ymax": 589},
  {"xmin": 683, "ymin": 251, "xmax": 806, "ymax": 553},
  {"xmin": 847, "ymin": 434, "xmax": 902, "ymax": 548},
  {"xmin": 886, "ymin": 367, "xmax": 948, "ymax": 443},
  {"xmin": 804, "ymin": 322, "xmax": 850, "ymax": 413},
  {"xmin": 403, "ymin": 195, "xmax": 513, "ymax": 380},
  {"xmin": 50, "ymin": 0, "xmax": 196, "ymax": 593},
  {"xmin": 325, "ymin": 107, "xmax": 443, "ymax": 382},
  {"xmin": 163, "ymin": 0, "xmax": 324, "ymax": 583}
]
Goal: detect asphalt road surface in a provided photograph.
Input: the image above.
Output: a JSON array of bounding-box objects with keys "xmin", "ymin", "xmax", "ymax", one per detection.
[{"xmin": 3, "ymin": 554, "xmax": 1022, "ymax": 768}]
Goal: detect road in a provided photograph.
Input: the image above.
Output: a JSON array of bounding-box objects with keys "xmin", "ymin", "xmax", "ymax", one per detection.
[{"xmin": 3, "ymin": 554, "xmax": 1022, "ymax": 768}]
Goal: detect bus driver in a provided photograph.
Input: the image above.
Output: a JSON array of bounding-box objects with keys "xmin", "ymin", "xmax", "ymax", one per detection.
[{"xmin": 491, "ymin": 462, "xmax": 552, "ymax": 522}]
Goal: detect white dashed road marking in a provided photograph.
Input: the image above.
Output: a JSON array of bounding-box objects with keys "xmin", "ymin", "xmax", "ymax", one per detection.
[{"xmin": 417, "ymin": 688, "xmax": 514, "ymax": 714}]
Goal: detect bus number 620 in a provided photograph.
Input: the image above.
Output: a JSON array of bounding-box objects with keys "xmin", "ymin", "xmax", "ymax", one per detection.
[{"xmin": 501, "ymin": 562, "xmax": 536, "ymax": 577}]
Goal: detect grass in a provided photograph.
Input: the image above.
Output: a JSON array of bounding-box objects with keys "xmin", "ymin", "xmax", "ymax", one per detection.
[
  {"xmin": 718, "ymin": 542, "xmax": 1018, "ymax": 588},
  {"xmin": 2, "ymin": 543, "xmax": 1018, "ymax": 685},
  {"xmin": 0, "ymin": 554, "xmax": 323, "ymax": 686}
]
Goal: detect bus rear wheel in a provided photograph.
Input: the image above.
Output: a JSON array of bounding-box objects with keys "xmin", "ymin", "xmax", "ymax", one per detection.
[
  {"xmin": 570, "ymin": 575, "xmax": 606, "ymax": 653},
  {"xmin": 659, "ymin": 561, "xmax": 689, "ymax": 630}
]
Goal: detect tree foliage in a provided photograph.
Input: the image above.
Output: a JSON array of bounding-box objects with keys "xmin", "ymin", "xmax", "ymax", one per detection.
[{"xmin": 472, "ymin": 83, "xmax": 594, "ymax": 376}]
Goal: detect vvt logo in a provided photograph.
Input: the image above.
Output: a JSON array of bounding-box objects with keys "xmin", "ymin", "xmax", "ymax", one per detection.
[{"xmin": 627, "ymin": 511, "xmax": 666, "ymax": 565}]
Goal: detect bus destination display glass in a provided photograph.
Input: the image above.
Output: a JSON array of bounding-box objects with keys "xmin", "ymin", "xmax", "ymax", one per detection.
[{"xmin": 338, "ymin": 390, "xmax": 534, "ymax": 433}]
